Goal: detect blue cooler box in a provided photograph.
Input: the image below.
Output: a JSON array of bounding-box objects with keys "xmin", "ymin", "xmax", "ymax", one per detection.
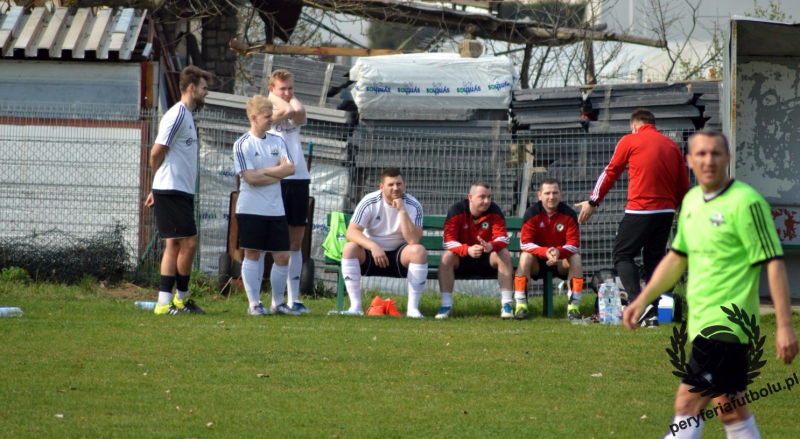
[{"xmin": 658, "ymin": 294, "xmax": 675, "ymax": 323}]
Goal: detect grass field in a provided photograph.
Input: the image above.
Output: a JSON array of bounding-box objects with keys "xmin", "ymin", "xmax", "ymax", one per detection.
[{"xmin": 1, "ymin": 278, "xmax": 798, "ymax": 439}]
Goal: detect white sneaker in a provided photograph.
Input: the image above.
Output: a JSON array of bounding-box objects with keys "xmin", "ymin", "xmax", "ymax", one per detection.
[
  {"xmin": 500, "ymin": 303, "xmax": 514, "ymax": 319},
  {"xmin": 435, "ymin": 306, "xmax": 452, "ymax": 319},
  {"xmin": 407, "ymin": 309, "xmax": 425, "ymax": 319},
  {"xmin": 270, "ymin": 303, "xmax": 301, "ymax": 316},
  {"xmin": 248, "ymin": 302, "xmax": 269, "ymax": 316}
]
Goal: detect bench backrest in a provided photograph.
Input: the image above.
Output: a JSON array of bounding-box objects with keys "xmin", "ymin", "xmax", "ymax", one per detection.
[{"xmin": 328, "ymin": 212, "xmax": 523, "ymax": 253}]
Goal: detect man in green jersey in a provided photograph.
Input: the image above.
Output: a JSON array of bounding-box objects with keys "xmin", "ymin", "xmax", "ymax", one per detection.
[{"xmin": 623, "ymin": 130, "xmax": 798, "ymax": 439}]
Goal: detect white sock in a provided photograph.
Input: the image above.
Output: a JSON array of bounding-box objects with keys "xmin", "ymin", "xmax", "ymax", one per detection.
[
  {"xmin": 176, "ymin": 290, "xmax": 189, "ymax": 301},
  {"xmin": 157, "ymin": 291, "xmax": 173, "ymax": 306},
  {"xmin": 241, "ymin": 258, "xmax": 262, "ymax": 307},
  {"xmin": 341, "ymin": 258, "xmax": 362, "ymax": 312},
  {"xmin": 287, "ymin": 250, "xmax": 302, "ymax": 305},
  {"xmin": 258, "ymin": 252, "xmax": 266, "ymax": 283},
  {"xmin": 664, "ymin": 414, "xmax": 705, "ymax": 439},
  {"xmin": 440, "ymin": 292, "xmax": 453, "ymax": 307},
  {"xmin": 514, "ymin": 291, "xmax": 527, "ymax": 305},
  {"xmin": 270, "ymin": 263, "xmax": 289, "ymax": 308},
  {"xmin": 724, "ymin": 416, "xmax": 760, "ymax": 439},
  {"xmin": 407, "ymin": 263, "xmax": 427, "ymax": 316},
  {"xmin": 501, "ymin": 290, "xmax": 513, "ymax": 305}
]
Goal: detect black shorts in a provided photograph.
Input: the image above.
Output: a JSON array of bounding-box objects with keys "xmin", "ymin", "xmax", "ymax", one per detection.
[
  {"xmin": 681, "ymin": 336, "xmax": 749, "ymax": 395},
  {"xmin": 153, "ymin": 191, "xmax": 197, "ymax": 239},
  {"xmin": 281, "ymin": 180, "xmax": 310, "ymax": 227},
  {"xmin": 531, "ymin": 257, "xmax": 567, "ymax": 280},
  {"xmin": 361, "ymin": 244, "xmax": 409, "ymax": 278},
  {"xmin": 454, "ymin": 253, "xmax": 497, "ymax": 278},
  {"xmin": 236, "ymin": 214, "xmax": 290, "ymax": 252}
]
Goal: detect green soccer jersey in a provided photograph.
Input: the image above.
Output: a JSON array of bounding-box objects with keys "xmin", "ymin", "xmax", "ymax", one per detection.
[{"xmin": 671, "ymin": 180, "xmax": 783, "ymax": 344}]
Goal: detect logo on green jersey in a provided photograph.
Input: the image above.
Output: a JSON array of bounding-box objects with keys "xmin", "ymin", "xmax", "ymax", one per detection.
[
  {"xmin": 710, "ymin": 213, "xmax": 725, "ymax": 227},
  {"xmin": 667, "ymin": 303, "xmax": 764, "ymax": 397}
]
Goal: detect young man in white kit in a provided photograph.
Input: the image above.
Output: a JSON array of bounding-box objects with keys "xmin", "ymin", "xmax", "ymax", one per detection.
[
  {"xmin": 145, "ymin": 66, "xmax": 211, "ymax": 315},
  {"xmin": 233, "ymin": 95, "xmax": 297, "ymax": 316},
  {"xmin": 267, "ymin": 69, "xmax": 312, "ymax": 314},
  {"xmin": 340, "ymin": 167, "xmax": 429, "ymax": 317}
]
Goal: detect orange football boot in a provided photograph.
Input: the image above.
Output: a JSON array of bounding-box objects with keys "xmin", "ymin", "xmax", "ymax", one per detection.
[
  {"xmin": 367, "ymin": 295, "xmax": 386, "ymax": 316},
  {"xmin": 383, "ymin": 298, "xmax": 402, "ymax": 317}
]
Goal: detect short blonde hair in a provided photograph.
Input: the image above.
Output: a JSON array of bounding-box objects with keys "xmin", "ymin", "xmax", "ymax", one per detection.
[
  {"xmin": 246, "ymin": 94, "xmax": 270, "ymax": 118},
  {"xmin": 269, "ymin": 69, "xmax": 294, "ymax": 87}
]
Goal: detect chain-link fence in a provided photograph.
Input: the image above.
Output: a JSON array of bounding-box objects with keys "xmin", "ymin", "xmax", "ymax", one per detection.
[
  {"xmin": 0, "ymin": 104, "xmax": 155, "ymax": 283},
  {"xmin": 0, "ymin": 103, "xmax": 691, "ymax": 295}
]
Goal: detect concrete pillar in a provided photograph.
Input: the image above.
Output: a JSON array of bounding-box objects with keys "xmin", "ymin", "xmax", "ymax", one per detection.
[{"xmin": 202, "ymin": 8, "xmax": 238, "ymax": 93}]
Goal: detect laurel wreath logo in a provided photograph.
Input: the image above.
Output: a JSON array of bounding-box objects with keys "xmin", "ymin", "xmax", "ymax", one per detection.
[{"xmin": 667, "ymin": 303, "xmax": 765, "ymax": 398}]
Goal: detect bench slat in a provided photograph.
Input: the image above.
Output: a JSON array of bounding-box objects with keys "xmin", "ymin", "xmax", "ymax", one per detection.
[{"xmin": 335, "ymin": 213, "xmax": 523, "ymax": 231}]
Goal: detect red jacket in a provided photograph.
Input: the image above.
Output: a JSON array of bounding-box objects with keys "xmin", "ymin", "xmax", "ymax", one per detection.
[
  {"xmin": 590, "ymin": 124, "xmax": 690, "ymax": 212},
  {"xmin": 443, "ymin": 199, "xmax": 509, "ymax": 257},
  {"xmin": 520, "ymin": 202, "xmax": 580, "ymax": 259}
]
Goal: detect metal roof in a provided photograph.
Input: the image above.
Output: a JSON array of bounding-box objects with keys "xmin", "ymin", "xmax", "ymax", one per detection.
[{"xmin": 0, "ymin": 6, "xmax": 148, "ymax": 61}]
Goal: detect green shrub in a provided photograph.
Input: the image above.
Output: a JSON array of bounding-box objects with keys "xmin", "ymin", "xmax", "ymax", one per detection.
[
  {"xmin": 78, "ymin": 274, "xmax": 99, "ymax": 294},
  {"xmin": 0, "ymin": 267, "xmax": 32, "ymax": 284},
  {"xmin": 188, "ymin": 269, "xmax": 217, "ymax": 298}
]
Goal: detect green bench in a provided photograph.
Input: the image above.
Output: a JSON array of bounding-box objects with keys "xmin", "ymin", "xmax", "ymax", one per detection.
[{"xmin": 324, "ymin": 213, "xmax": 556, "ymax": 317}]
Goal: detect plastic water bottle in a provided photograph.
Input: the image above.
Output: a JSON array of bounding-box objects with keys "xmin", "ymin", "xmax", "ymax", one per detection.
[
  {"xmin": 134, "ymin": 301, "xmax": 156, "ymax": 311},
  {"xmin": 0, "ymin": 307, "xmax": 23, "ymax": 317},
  {"xmin": 598, "ymin": 280, "xmax": 622, "ymax": 325}
]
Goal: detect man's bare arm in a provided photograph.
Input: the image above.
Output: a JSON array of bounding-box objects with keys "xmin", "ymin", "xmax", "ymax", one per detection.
[
  {"xmin": 241, "ymin": 159, "xmax": 295, "ymax": 186},
  {"xmin": 346, "ymin": 223, "xmax": 378, "ymax": 251},
  {"xmin": 392, "ymin": 199, "xmax": 422, "ymax": 244},
  {"xmin": 766, "ymin": 259, "xmax": 799, "ymax": 364},
  {"xmin": 145, "ymin": 143, "xmax": 169, "ymax": 206},
  {"xmin": 289, "ymin": 97, "xmax": 306, "ymax": 126},
  {"xmin": 149, "ymin": 143, "xmax": 168, "ymax": 172},
  {"xmin": 268, "ymin": 93, "xmax": 294, "ymax": 123},
  {"xmin": 260, "ymin": 158, "xmax": 295, "ymax": 179}
]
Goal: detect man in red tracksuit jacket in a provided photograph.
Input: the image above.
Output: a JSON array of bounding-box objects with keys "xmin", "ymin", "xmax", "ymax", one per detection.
[
  {"xmin": 576, "ymin": 108, "xmax": 690, "ymax": 327},
  {"xmin": 437, "ymin": 181, "xmax": 513, "ymax": 319},
  {"xmin": 515, "ymin": 178, "xmax": 583, "ymax": 320}
]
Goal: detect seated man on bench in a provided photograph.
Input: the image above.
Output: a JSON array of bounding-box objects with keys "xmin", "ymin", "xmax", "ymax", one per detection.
[
  {"xmin": 436, "ymin": 180, "xmax": 513, "ymax": 319},
  {"xmin": 340, "ymin": 167, "xmax": 429, "ymax": 317},
  {"xmin": 515, "ymin": 178, "xmax": 584, "ymax": 320}
]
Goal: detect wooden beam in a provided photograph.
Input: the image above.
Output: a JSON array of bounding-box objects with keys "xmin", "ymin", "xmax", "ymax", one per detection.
[
  {"xmin": 293, "ymin": 0, "xmax": 666, "ymax": 48},
  {"xmin": 229, "ymin": 39, "xmax": 420, "ymax": 56}
]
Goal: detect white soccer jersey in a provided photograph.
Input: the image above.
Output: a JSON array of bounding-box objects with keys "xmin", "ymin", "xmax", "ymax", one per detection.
[
  {"xmin": 233, "ymin": 132, "xmax": 293, "ymax": 217},
  {"xmin": 268, "ymin": 113, "xmax": 309, "ymax": 181},
  {"xmin": 352, "ymin": 190, "xmax": 423, "ymax": 251},
  {"xmin": 153, "ymin": 103, "xmax": 198, "ymax": 194}
]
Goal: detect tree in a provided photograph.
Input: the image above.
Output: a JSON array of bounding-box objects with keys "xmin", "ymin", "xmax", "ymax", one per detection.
[
  {"xmin": 746, "ymin": 0, "xmax": 794, "ymax": 23},
  {"xmin": 638, "ymin": 0, "xmax": 724, "ymax": 81},
  {"xmin": 485, "ymin": 0, "xmax": 633, "ymax": 88}
]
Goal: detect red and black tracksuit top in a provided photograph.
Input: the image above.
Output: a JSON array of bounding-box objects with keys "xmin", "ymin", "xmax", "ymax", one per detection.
[
  {"xmin": 589, "ymin": 124, "xmax": 690, "ymax": 213},
  {"xmin": 520, "ymin": 201, "xmax": 580, "ymax": 259},
  {"xmin": 443, "ymin": 200, "xmax": 509, "ymax": 257}
]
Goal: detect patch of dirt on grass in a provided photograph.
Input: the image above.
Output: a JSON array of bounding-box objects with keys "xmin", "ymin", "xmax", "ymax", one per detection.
[{"xmin": 101, "ymin": 282, "xmax": 153, "ymax": 300}]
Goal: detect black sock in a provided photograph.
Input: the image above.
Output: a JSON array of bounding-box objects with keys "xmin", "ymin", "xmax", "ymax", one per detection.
[
  {"xmin": 176, "ymin": 273, "xmax": 190, "ymax": 292},
  {"xmin": 159, "ymin": 275, "xmax": 176, "ymax": 293}
]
